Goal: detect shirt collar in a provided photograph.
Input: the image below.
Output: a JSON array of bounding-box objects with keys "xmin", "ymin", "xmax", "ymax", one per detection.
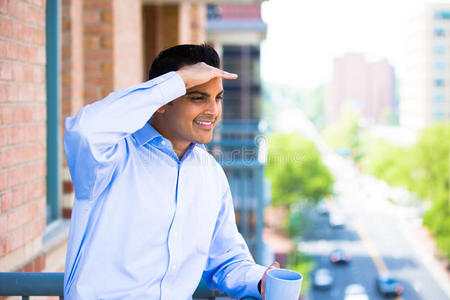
[{"xmin": 132, "ymin": 122, "xmax": 207, "ymax": 151}]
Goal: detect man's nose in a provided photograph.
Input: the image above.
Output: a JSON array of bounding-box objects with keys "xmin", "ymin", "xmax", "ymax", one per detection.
[{"xmin": 205, "ymin": 98, "xmax": 220, "ymax": 116}]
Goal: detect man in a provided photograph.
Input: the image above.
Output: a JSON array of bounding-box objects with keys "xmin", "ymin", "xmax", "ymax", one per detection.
[{"xmin": 63, "ymin": 44, "xmax": 278, "ymax": 300}]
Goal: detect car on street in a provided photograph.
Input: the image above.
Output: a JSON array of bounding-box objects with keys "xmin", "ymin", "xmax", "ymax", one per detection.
[
  {"xmin": 313, "ymin": 268, "xmax": 333, "ymax": 290},
  {"xmin": 329, "ymin": 212, "xmax": 346, "ymax": 228},
  {"xmin": 344, "ymin": 284, "xmax": 369, "ymax": 300},
  {"xmin": 316, "ymin": 199, "xmax": 329, "ymax": 215},
  {"xmin": 330, "ymin": 248, "xmax": 351, "ymax": 264},
  {"xmin": 376, "ymin": 273, "xmax": 404, "ymax": 297}
]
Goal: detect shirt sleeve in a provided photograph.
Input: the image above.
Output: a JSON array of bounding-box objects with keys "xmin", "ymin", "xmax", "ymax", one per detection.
[
  {"xmin": 63, "ymin": 72, "xmax": 186, "ymax": 201},
  {"xmin": 202, "ymin": 181, "xmax": 266, "ymax": 299}
]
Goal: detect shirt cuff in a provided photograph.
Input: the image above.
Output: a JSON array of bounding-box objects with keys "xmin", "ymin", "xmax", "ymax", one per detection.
[
  {"xmin": 245, "ymin": 264, "xmax": 266, "ymax": 299},
  {"xmin": 157, "ymin": 71, "xmax": 186, "ymax": 103}
]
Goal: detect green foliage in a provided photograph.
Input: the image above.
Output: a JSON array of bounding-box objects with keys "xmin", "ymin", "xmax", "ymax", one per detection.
[
  {"xmin": 265, "ymin": 132, "xmax": 334, "ymax": 207},
  {"xmin": 285, "ymin": 245, "xmax": 315, "ymax": 294},
  {"xmin": 423, "ymin": 196, "xmax": 450, "ymax": 260},
  {"xmin": 323, "ymin": 105, "xmax": 361, "ymax": 155},
  {"xmin": 360, "ymin": 122, "xmax": 450, "ymax": 259}
]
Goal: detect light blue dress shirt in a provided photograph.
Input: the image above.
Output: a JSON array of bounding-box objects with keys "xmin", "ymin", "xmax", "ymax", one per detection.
[{"xmin": 63, "ymin": 71, "xmax": 266, "ymax": 300}]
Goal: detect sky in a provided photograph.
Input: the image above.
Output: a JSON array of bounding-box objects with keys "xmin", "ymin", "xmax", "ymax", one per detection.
[{"xmin": 260, "ymin": 0, "xmax": 440, "ymax": 89}]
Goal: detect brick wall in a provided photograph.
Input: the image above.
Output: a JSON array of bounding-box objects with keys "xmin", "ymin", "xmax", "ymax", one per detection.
[{"xmin": 0, "ymin": 0, "xmax": 47, "ymax": 272}]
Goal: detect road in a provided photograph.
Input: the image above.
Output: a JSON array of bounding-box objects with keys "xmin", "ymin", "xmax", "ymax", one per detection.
[{"xmin": 300, "ymin": 153, "xmax": 449, "ymax": 300}]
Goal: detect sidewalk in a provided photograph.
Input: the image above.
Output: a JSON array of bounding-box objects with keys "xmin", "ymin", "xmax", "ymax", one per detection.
[{"xmin": 401, "ymin": 216, "xmax": 450, "ymax": 298}]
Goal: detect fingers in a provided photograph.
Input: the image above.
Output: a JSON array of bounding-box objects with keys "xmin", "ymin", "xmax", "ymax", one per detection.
[
  {"xmin": 261, "ymin": 261, "xmax": 280, "ymax": 300},
  {"xmin": 219, "ymin": 70, "xmax": 238, "ymax": 80},
  {"xmin": 270, "ymin": 261, "xmax": 281, "ymax": 269}
]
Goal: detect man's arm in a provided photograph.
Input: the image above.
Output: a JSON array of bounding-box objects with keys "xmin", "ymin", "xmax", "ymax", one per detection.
[
  {"xmin": 64, "ymin": 72, "xmax": 186, "ymax": 201},
  {"xmin": 202, "ymin": 183, "xmax": 267, "ymax": 299},
  {"xmin": 64, "ymin": 63, "xmax": 237, "ymax": 201}
]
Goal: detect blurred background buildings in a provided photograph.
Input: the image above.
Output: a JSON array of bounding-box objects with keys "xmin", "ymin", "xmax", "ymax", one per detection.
[{"xmin": 399, "ymin": 2, "xmax": 450, "ymax": 131}]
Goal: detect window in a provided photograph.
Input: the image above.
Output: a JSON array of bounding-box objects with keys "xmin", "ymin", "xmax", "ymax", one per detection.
[
  {"xmin": 433, "ymin": 110, "xmax": 445, "ymax": 120},
  {"xmin": 46, "ymin": 0, "xmax": 61, "ymax": 223},
  {"xmin": 433, "ymin": 44, "xmax": 445, "ymax": 54},
  {"xmin": 434, "ymin": 61, "xmax": 445, "ymax": 71},
  {"xmin": 435, "ymin": 11, "xmax": 450, "ymax": 20},
  {"xmin": 434, "ymin": 78, "xmax": 444, "ymax": 86},
  {"xmin": 434, "ymin": 28, "xmax": 445, "ymax": 37},
  {"xmin": 433, "ymin": 94, "xmax": 445, "ymax": 103}
]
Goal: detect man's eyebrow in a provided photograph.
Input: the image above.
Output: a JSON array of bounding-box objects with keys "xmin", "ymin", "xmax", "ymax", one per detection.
[{"xmin": 186, "ymin": 90, "xmax": 224, "ymax": 97}]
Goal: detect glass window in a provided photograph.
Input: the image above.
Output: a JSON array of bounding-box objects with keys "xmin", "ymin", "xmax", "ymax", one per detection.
[
  {"xmin": 433, "ymin": 44, "xmax": 445, "ymax": 54},
  {"xmin": 433, "ymin": 94, "xmax": 445, "ymax": 103},
  {"xmin": 433, "ymin": 111, "xmax": 445, "ymax": 120},
  {"xmin": 434, "ymin": 61, "xmax": 445, "ymax": 71},
  {"xmin": 434, "ymin": 28, "xmax": 445, "ymax": 37},
  {"xmin": 435, "ymin": 11, "xmax": 450, "ymax": 20},
  {"xmin": 434, "ymin": 78, "xmax": 444, "ymax": 86}
]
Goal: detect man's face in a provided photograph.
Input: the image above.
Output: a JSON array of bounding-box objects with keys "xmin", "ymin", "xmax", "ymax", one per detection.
[{"xmin": 156, "ymin": 77, "xmax": 223, "ymax": 151}]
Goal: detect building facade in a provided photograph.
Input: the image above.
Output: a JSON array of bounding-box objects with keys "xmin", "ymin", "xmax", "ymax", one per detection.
[
  {"xmin": 206, "ymin": 3, "xmax": 268, "ymax": 263},
  {"xmin": 399, "ymin": 2, "xmax": 450, "ymax": 131},
  {"xmin": 327, "ymin": 53, "xmax": 397, "ymax": 125}
]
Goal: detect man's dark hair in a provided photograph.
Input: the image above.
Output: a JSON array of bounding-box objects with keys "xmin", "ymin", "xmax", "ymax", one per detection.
[{"xmin": 148, "ymin": 44, "xmax": 220, "ymax": 80}]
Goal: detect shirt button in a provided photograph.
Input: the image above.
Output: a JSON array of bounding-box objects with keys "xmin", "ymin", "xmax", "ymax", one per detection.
[
  {"xmin": 172, "ymin": 265, "xmax": 177, "ymax": 270},
  {"xmin": 161, "ymin": 141, "xmax": 166, "ymax": 145},
  {"xmin": 173, "ymin": 231, "xmax": 178, "ymax": 237}
]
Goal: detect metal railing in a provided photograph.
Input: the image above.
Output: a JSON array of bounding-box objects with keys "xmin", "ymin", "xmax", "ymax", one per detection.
[{"xmin": 0, "ymin": 273, "xmax": 258, "ymax": 300}]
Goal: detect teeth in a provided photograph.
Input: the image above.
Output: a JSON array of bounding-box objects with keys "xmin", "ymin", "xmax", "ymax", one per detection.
[{"xmin": 195, "ymin": 121, "xmax": 212, "ymax": 125}]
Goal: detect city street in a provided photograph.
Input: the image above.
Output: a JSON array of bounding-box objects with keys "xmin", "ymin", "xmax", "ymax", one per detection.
[{"xmin": 300, "ymin": 153, "xmax": 449, "ymax": 300}]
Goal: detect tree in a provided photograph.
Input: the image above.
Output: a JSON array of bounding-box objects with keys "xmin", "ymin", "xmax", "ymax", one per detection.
[
  {"xmin": 360, "ymin": 122, "xmax": 450, "ymax": 259},
  {"xmin": 265, "ymin": 132, "xmax": 334, "ymax": 207}
]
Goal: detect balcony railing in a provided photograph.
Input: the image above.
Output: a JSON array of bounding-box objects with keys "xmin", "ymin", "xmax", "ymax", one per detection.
[{"xmin": 0, "ymin": 273, "xmax": 258, "ymax": 300}]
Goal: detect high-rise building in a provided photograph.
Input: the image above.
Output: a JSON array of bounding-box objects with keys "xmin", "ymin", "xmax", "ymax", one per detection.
[
  {"xmin": 399, "ymin": 2, "xmax": 450, "ymax": 131},
  {"xmin": 327, "ymin": 53, "xmax": 396, "ymax": 125},
  {"xmin": 206, "ymin": 3, "xmax": 268, "ymax": 263}
]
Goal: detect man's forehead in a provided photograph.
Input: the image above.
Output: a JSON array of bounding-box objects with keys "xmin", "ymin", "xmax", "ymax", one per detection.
[{"xmin": 187, "ymin": 78, "xmax": 223, "ymax": 94}]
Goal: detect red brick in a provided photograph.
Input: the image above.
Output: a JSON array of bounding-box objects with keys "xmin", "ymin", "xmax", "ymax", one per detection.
[
  {"xmin": 22, "ymin": 24, "xmax": 34, "ymax": 43},
  {"xmin": 0, "ymin": 61, "xmax": 12, "ymax": 81},
  {"xmin": 0, "ymin": 147, "xmax": 20, "ymax": 168},
  {"xmin": 1, "ymin": 191, "xmax": 12, "ymax": 213},
  {"xmin": 7, "ymin": 205, "xmax": 30, "ymax": 231},
  {"xmin": 36, "ymin": 46, "xmax": 45, "ymax": 64},
  {"xmin": 83, "ymin": 11, "xmax": 100, "ymax": 23},
  {"xmin": 0, "ymin": 0, "xmax": 7, "ymax": 14},
  {"xmin": 0, "ymin": 171, "xmax": 6, "ymax": 190},
  {"xmin": 84, "ymin": 1, "xmax": 113, "ymax": 10},
  {"xmin": 0, "ymin": 16, "xmax": 12, "ymax": 38},
  {"xmin": 12, "ymin": 106, "xmax": 24, "ymax": 123},
  {"xmin": 11, "ymin": 186, "xmax": 24, "ymax": 208},
  {"xmin": 23, "ymin": 218, "xmax": 41, "ymax": 243},
  {"xmin": 0, "ymin": 39, "xmax": 6, "ymax": 57},
  {"xmin": 18, "ymin": 43, "xmax": 28, "ymax": 61},
  {"xmin": 5, "ymin": 227, "xmax": 24, "ymax": 252},
  {"xmin": 5, "ymin": 40, "xmax": 17, "ymax": 60},
  {"xmin": 0, "ymin": 214, "xmax": 7, "ymax": 236},
  {"xmin": 0, "ymin": 127, "xmax": 6, "ymax": 146},
  {"xmin": 7, "ymin": 126, "xmax": 24, "ymax": 145},
  {"xmin": 7, "ymin": 0, "xmax": 27, "ymax": 22},
  {"xmin": 84, "ymin": 24, "xmax": 112, "ymax": 36},
  {"xmin": 0, "ymin": 238, "xmax": 7, "ymax": 256},
  {"xmin": 12, "ymin": 62, "xmax": 24, "ymax": 82},
  {"xmin": 6, "ymin": 166, "xmax": 24, "ymax": 188},
  {"xmin": 11, "ymin": 18, "xmax": 24, "ymax": 41},
  {"xmin": 6, "ymin": 84, "xmax": 18, "ymax": 102}
]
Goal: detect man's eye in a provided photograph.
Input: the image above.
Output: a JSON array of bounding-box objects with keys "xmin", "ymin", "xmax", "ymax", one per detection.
[
  {"xmin": 190, "ymin": 97, "xmax": 205, "ymax": 101},
  {"xmin": 216, "ymin": 96, "xmax": 224, "ymax": 101}
]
